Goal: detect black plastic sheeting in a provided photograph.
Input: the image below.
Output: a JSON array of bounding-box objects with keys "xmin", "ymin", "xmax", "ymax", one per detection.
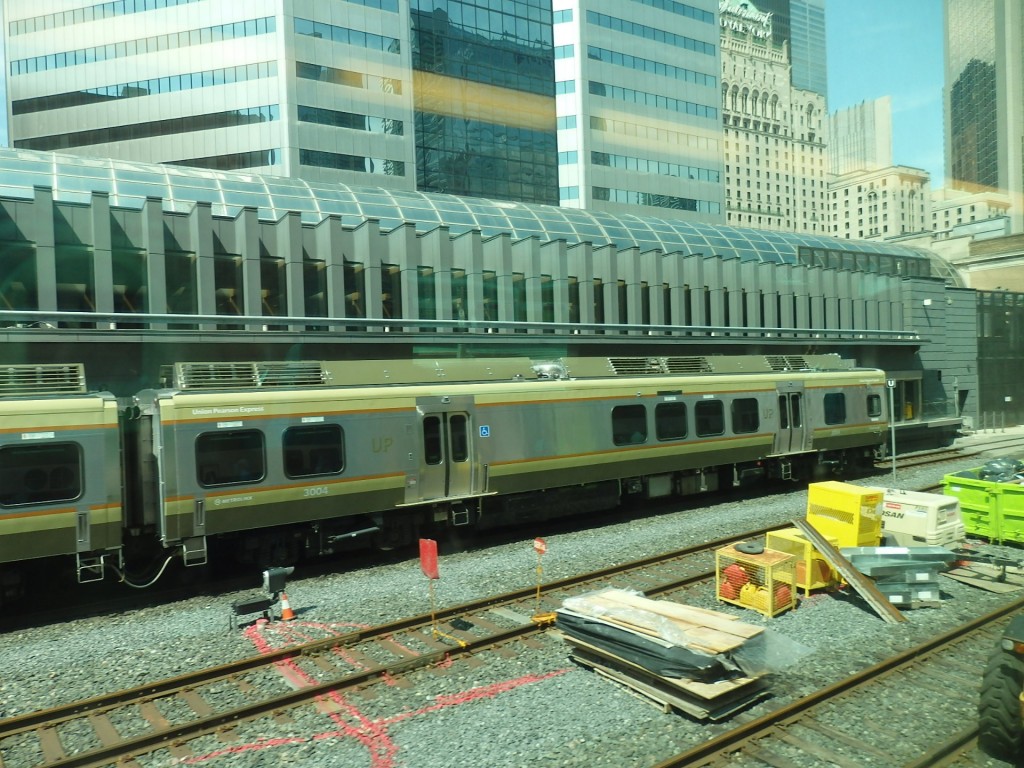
[
  {"xmin": 556, "ymin": 612, "xmax": 739, "ymax": 682},
  {"xmin": 955, "ymin": 456, "xmax": 1024, "ymax": 484}
]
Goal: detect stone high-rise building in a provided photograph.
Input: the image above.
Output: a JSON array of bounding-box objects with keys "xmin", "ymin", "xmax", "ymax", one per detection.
[{"xmin": 720, "ymin": 0, "xmax": 828, "ymax": 232}]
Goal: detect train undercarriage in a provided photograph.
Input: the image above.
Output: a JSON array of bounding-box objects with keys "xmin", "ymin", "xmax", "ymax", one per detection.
[
  {"xmin": 0, "ymin": 442, "xmax": 878, "ymax": 608},
  {"xmin": 181, "ymin": 444, "xmax": 877, "ymax": 570}
]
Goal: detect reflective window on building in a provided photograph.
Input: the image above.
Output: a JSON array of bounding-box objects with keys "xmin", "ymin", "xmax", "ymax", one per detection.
[{"xmin": 410, "ymin": 0, "xmax": 558, "ymax": 205}]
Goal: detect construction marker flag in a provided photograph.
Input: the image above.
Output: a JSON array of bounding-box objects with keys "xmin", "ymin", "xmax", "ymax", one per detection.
[
  {"xmin": 533, "ymin": 537, "xmax": 547, "ymax": 555},
  {"xmin": 419, "ymin": 538, "xmax": 440, "ymax": 580}
]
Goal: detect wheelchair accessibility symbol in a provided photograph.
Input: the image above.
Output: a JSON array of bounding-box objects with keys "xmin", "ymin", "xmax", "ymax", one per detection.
[{"xmin": 479, "ymin": 425, "xmax": 491, "ymax": 437}]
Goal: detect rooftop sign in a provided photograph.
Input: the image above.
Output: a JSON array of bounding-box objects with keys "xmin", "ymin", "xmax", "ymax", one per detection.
[{"xmin": 720, "ymin": 0, "xmax": 773, "ymax": 39}]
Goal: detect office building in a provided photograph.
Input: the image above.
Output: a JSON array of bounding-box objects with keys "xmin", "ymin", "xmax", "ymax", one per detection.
[
  {"xmin": 551, "ymin": 0, "xmax": 723, "ymax": 221},
  {"xmin": 829, "ymin": 166, "xmax": 930, "ymax": 241},
  {"xmin": 3, "ymin": 0, "xmax": 559, "ymax": 205},
  {"xmin": 410, "ymin": 0, "xmax": 558, "ymax": 203},
  {"xmin": 828, "ymin": 97, "xmax": 893, "ymax": 176},
  {"xmin": 932, "ymin": 187, "xmax": 1010, "ymax": 239},
  {"xmin": 755, "ymin": 0, "xmax": 826, "ymax": 96},
  {"xmin": 944, "ymin": 0, "xmax": 1024, "ymax": 231}
]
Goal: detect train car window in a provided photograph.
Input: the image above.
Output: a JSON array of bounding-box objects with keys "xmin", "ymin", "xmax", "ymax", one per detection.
[
  {"xmin": 196, "ymin": 430, "xmax": 265, "ymax": 486},
  {"xmin": 731, "ymin": 398, "xmax": 760, "ymax": 434},
  {"xmin": 867, "ymin": 394, "xmax": 882, "ymax": 418},
  {"xmin": 778, "ymin": 395, "xmax": 789, "ymax": 429},
  {"xmin": 449, "ymin": 414, "xmax": 469, "ymax": 462},
  {"xmin": 695, "ymin": 400, "xmax": 725, "ymax": 436},
  {"xmin": 423, "ymin": 416, "xmax": 442, "ymax": 465},
  {"xmin": 655, "ymin": 402, "xmax": 687, "ymax": 440},
  {"xmin": 283, "ymin": 424, "xmax": 344, "ymax": 478},
  {"xmin": 0, "ymin": 443, "xmax": 82, "ymax": 506},
  {"xmin": 612, "ymin": 404, "xmax": 647, "ymax": 445},
  {"xmin": 823, "ymin": 393, "xmax": 847, "ymax": 425}
]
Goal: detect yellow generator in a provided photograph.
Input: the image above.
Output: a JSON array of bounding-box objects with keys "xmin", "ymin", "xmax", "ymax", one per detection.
[
  {"xmin": 766, "ymin": 527, "xmax": 839, "ymax": 596},
  {"xmin": 806, "ymin": 481, "xmax": 882, "ymax": 548}
]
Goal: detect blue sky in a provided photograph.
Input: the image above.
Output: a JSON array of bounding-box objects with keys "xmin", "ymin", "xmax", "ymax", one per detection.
[{"xmin": 826, "ymin": 0, "xmax": 946, "ymax": 184}]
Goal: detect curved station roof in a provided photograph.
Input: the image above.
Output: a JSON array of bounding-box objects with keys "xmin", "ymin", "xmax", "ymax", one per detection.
[{"xmin": 0, "ymin": 147, "xmax": 957, "ymax": 281}]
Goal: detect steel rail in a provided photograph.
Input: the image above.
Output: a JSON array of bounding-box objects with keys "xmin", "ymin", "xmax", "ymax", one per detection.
[
  {"xmin": 40, "ymin": 620, "xmax": 544, "ymax": 768},
  {"xmin": 0, "ymin": 308, "xmax": 925, "ymax": 343},
  {"xmin": 3, "ymin": 471, "xmax": 984, "ymax": 767},
  {"xmin": 902, "ymin": 727, "xmax": 979, "ymax": 768},
  {"xmin": 0, "ymin": 523, "xmax": 785, "ymax": 741},
  {"xmin": 648, "ymin": 595, "xmax": 1024, "ymax": 768}
]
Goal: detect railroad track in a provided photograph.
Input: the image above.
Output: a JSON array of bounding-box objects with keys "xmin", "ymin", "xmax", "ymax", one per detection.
[
  {"xmin": 877, "ymin": 438, "xmax": 1024, "ymax": 473},
  {"xmin": 0, "ymin": 525, "xmax": 787, "ymax": 768},
  {"xmin": 889, "ymin": 438, "xmax": 1024, "ymax": 493},
  {"xmin": 650, "ymin": 595, "xmax": 1024, "ymax": 768},
  {"xmin": 2, "ymin": 438, "xmax": 1002, "ymax": 632},
  {"xmin": 1, "ymin": 470, "xmax": 1015, "ymax": 768}
]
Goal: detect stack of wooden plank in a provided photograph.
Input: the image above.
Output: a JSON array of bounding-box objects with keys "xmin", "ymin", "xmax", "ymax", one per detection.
[
  {"xmin": 943, "ymin": 559, "xmax": 1024, "ymax": 593},
  {"xmin": 556, "ymin": 588, "xmax": 771, "ymax": 720}
]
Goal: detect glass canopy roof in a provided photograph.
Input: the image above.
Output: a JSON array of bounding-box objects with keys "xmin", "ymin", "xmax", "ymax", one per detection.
[{"xmin": 0, "ymin": 147, "xmax": 952, "ymax": 276}]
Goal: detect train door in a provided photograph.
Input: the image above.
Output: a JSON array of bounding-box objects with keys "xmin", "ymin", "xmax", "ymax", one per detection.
[
  {"xmin": 773, "ymin": 382, "xmax": 810, "ymax": 454},
  {"xmin": 415, "ymin": 395, "xmax": 478, "ymax": 501},
  {"xmin": 142, "ymin": 393, "xmax": 207, "ymax": 566}
]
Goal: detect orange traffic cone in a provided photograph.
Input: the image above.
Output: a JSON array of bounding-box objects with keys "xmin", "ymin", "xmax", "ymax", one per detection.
[{"xmin": 279, "ymin": 592, "xmax": 296, "ymax": 621}]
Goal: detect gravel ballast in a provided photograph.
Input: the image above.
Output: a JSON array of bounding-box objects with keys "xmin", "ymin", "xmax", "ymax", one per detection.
[{"xmin": 2, "ymin": 431, "xmax": 1024, "ymax": 768}]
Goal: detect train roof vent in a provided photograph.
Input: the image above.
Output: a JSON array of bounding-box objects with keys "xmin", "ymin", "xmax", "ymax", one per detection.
[
  {"xmin": 764, "ymin": 355, "xmax": 811, "ymax": 371},
  {"xmin": 762, "ymin": 354, "xmax": 852, "ymax": 372},
  {"xmin": 605, "ymin": 357, "xmax": 716, "ymax": 376},
  {"xmin": 172, "ymin": 361, "xmax": 328, "ymax": 390},
  {"xmin": 607, "ymin": 357, "xmax": 669, "ymax": 375},
  {"xmin": 0, "ymin": 364, "xmax": 86, "ymax": 395},
  {"xmin": 663, "ymin": 357, "xmax": 715, "ymax": 374},
  {"xmin": 256, "ymin": 362, "xmax": 330, "ymax": 387}
]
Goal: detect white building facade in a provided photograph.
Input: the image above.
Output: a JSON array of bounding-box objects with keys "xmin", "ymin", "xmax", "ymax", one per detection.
[
  {"xmin": 829, "ymin": 166, "xmax": 930, "ymax": 241},
  {"xmin": 719, "ymin": 0, "xmax": 828, "ymax": 233},
  {"xmin": 932, "ymin": 186, "xmax": 1011, "ymax": 239},
  {"xmin": 5, "ymin": 0, "xmax": 413, "ymax": 186},
  {"xmin": 552, "ymin": 0, "xmax": 725, "ymax": 222}
]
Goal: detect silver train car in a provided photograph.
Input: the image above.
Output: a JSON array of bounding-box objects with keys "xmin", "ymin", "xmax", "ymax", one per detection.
[{"xmin": 0, "ymin": 354, "xmax": 889, "ymax": 591}]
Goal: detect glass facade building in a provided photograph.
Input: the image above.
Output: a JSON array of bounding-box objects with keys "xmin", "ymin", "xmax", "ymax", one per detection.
[
  {"xmin": 0, "ymin": 146, "xmax": 944, "ymax": 272},
  {"xmin": 944, "ymin": 0, "xmax": 1024, "ymax": 231},
  {"xmin": 785, "ymin": 0, "xmax": 826, "ymax": 97},
  {"xmin": 748, "ymin": 0, "xmax": 827, "ymax": 97},
  {"xmin": 3, "ymin": 0, "xmax": 558, "ymax": 205},
  {"xmin": 946, "ymin": 0, "xmax": 998, "ymax": 190},
  {"xmin": 409, "ymin": 0, "xmax": 558, "ymax": 204}
]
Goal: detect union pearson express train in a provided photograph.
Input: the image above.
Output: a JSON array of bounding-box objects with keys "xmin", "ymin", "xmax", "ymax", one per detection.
[{"xmin": 0, "ymin": 354, "xmax": 889, "ymax": 594}]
